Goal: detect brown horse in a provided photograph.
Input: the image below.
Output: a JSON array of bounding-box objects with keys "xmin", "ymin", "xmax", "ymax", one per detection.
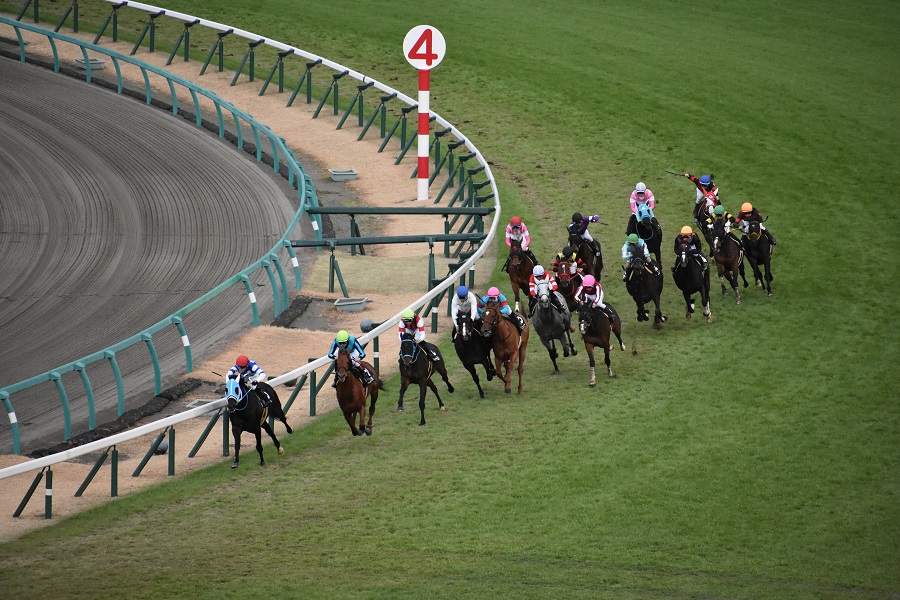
[
  {"xmin": 576, "ymin": 302, "xmax": 626, "ymax": 387},
  {"xmin": 480, "ymin": 305, "xmax": 529, "ymax": 394},
  {"xmin": 507, "ymin": 241, "xmax": 534, "ymax": 313},
  {"xmin": 567, "ymin": 232, "xmax": 603, "ymax": 279},
  {"xmin": 710, "ymin": 219, "xmax": 747, "ymax": 304},
  {"xmin": 334, "ymin": 348, "xmax": 380, "ymax": 436},
  {"xmin": 553, "ymin": 259, "xmax": 583, "ymax": 313}
]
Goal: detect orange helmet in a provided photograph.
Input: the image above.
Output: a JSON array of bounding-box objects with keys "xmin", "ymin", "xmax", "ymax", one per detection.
[
  {"xmin": 509, "ymin": 216, "xmax": 522, "ymax": 227},
  {"xmin": 680, "ymin": 226, "xmax": 693, "ymax": 235},
  {"xmin": 741, "ymin": 202, "xmax": 753, "ymax": 213},
  {"xmin": 236, "ymin": 355, "xmax": 249, "ymax": 367}
]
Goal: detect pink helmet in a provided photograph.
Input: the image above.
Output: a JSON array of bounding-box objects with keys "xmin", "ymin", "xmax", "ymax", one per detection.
[
  {"xmin": 582, "ymin": 275, "xmax": 596, "ymax": 287},
  {"xmin": 488, "ymin": 286, "xmax": 500, "ymax": 297}
]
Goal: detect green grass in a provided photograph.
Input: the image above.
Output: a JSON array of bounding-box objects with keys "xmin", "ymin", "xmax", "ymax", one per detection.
[{"xmin": 1, "ymin": 0, "xmax": 898, "ymax": 598}]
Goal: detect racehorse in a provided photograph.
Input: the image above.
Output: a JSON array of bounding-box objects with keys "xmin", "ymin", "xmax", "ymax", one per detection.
[
  {"xmin": 694, "ymin": 191, "xmax": 719, "ymax": 237},
  {"xmin": 507, "ymin": 241, "xmax": 534, "ymax": 312},
  {"xmin": 553, "ymin": 258, "xmax": 583, "ymax": 313},
  {"xmin": 567, "ymin": 231, "xmax": 603, "ymax": 280},
  {"xmin": 576, "ymin": 302, "xmax": 626, "ymax": 387},
  {"xmin": 623, "ymin": 253, "xmax": 667, "ymax": 327},
  {"xmin": 626, "ymin": 203, "xmax": 663, "ymax": 264},
  {"xmin": 398, "ymin": 332, "xmax": 454, "ymax": 426},
  {"xmin": 671, "ymin": 240, "xmax": 712, "ymax": 323},
  {"xmin": 710, "ymin": 219, "xmax": 747, "ymax": 304},
  {"xmin": 481, "ymin": 304, "xmax": 529, "ymax": 394},
  {"xmin": 742, "ymin": 221, "xmax": 774, "ymax": 296},
  {"xmin": 530, "ymin": 280, "xmax": 577, "ymax": 374},
  {"xmin": 226, "ymin": 378, "xmax": 292, "ymax": 468},
  {"xmin": 333, "ymin": 348, "xmax": 380, "ymax": 436},
  {"xmin": 453, "ymin": 312, "xmax": 495, "ymax": 399}
]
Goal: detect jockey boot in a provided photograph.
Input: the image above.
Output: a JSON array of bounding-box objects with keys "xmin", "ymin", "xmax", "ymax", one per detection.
[
  {"xmin": 527, "ymin": 296, "xmax": 537, "ymax": 317},
  {"xmin": 766, "ymin": 230, "xmax": 777, "ymax": 246},
  {"xmin": 425, "ymin": 343, "xmax": 441, "ymax": 362},
  {"xmin": 622, "ymin": 266, "xmax": 629, "ymax": 282},
  {"xmin": 553, "ymin": 298, "xmax": 567, "ymax": 314},
  {"xmin": 526, "ymin": 249, "xmax": 539, "ymax": 266},
  {"xmin": 361, "ymin": 368, "xmax": 375, "ymax": 387},
  {"xmin": 516, "ymin": 314, "xmax": 527, "ymax": 333},
  {"xmin": 331, "ymin": 374, "xmax": 338, "ymax": 388},
  {"xmin": 501, "ymin": 255, "xmax": 511, "ymax": 272},
  {"xmin": 591, "ymin": 240, "xmax": 602, "ymax": 257},
  {"xmin": 602, "ymin": 306, "xmax": 616, "ymax": 324}
]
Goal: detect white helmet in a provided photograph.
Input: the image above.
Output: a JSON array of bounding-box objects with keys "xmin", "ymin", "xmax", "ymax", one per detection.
[
  {"xmin": 533, "ymin": 265, "xmax": 545, "ymax": 277},
  {"xmin": 635, "ymin": 182, "xmax": 647, "ymax": 194}
]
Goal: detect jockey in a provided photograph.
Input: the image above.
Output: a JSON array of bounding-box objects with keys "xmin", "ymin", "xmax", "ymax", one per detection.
[
  {"xmin": 450, "ymin": 285, "xmax": 481, "ymax": 337},
  {"xmin": 527, "ymin": 264, "xmax": 566, "ymax": 315},
  {"xmin": 480, "ymin": 286, "xmax": 527, "ymax": 333},
  {"xmin": 735, "ymin": 202, "xmax": 777, "ymax": 246},
  {"xmin": 399, "ymin": 308, "xmax": 441, "ymax": 363},
  {"xmin": 621, "ymin": 233, "xmax": 658, "ymax": 280},
  {"xmin": 328, "ymin": 330, "xmax": 375, "ymax": 388},
  {"xmin": 567, "ymin": 212, "xmax": 603, "ymax": 257},
  {"xmin": 683, "ymin": 173, "xmax": 720, "ymax": 222},
  {"xmin": 227, "ymin": 355, "xmax": 270, "ymax": 405},
  {"xmin": 704, "ymin": 205, "xmax": 742, "ymax": 245},
  {"xmin": 502, "ymin": 216, "xmax": 539, "ymax": 272},
  {"xmin": 629, "ymin": 182, "xmax": 656, "ymax": 213},
  {"xmin": 672, "ymin": 226, "xmax": 709, "ymax": 272},
  {"xmin": 552, "ymin": 246, "xmax": 587, "ymax": 277},
  {"xmin": 574, "ymin": 274, "xmax": 616, "ymax": 323}
]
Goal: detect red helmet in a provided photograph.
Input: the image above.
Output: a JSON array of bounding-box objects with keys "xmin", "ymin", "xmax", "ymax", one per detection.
[
  {"xmin": 509, "ymin": 216, "xmax": 522, "ymax": 227},
  {"xmin": 236, "ymin": 355, "xmax": 249, "ymax": 368}
]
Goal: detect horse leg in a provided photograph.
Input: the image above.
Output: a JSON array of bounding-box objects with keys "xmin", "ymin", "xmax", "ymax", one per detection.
[
  {"xmin": 565, "ymin": 324, "xmax": 578, "ymax": 357},
  {"xmin": 683, "ymin": 292, "xmax": 695, "ymax": 320},
  {"xmin": 427, "ymin": 379, "xmax": 445, "ymax": 411},
  {"xmin": 701, "ymin": 279, "xmax": 713, "ymax": 323},
  {"xmin": 604, "ymin": 344, "xmax": 614, "ymax": 378},
  {"xmin": 730, "ymin": 267, "xmax": 741, "ymax": 304},
  {"xmin": 342, "ymin": 408, "xmax": 360, "ymax": 436},
  {"xmin": 397, "ymin": 377, "xmax": 409, "ymax": 412},
  {"xmin": 543, "ymin": 338, "xmax": 560, "ymax": 374},
  {"xmin": 272, "ymin": 403, "xmax": 293, "ymax": 434},
  {"xmin": 517, "ymin": 328, "xmax": 528, "ymax": 394},
  {"xmin": 585, "ymin": 343, "xmax": 597, "ymax": 387},
  {"xmin": 261, "ymin": 421, "xmax": 284, "ymax": 456},
  {"xmin": 739, "ymin": 259, "xmax": 749, "ymax": 288},
  {"xmin": 465, "ymin": 362, "xmax": 485, "ymax": 399},
  {"xmin": 494, "ymin": 354, "xmax": 511, "ymax": 392},
  {"xmin": 231, "ymin": 426, "xmax": 241, "ymax": 468},
  {"xmin": 254, "ymin": 429, "xmax": 265, "ymax": 467},
  {"xmin": 718, "ymin": 267, "xmax": 728, "ymax": 296},
  {"xmin": 436, "ymin": 363, "xmax": 454, "ymax": 393},
  {"xmin": 653, "ymin": 295, "xmax": 666, "ymax": 328},
  {"xmin": 764, "ymin": 257, "xmax": 774, "ymax": 296},
  {"xmin": 418, "ymin": 384, "xmax": 429, "ymax": 426}
]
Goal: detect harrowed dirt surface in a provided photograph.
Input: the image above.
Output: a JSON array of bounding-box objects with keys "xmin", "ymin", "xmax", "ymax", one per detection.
[{"xmin": 0, "ymin": 25, "xmax": 496, "ymax": 542}]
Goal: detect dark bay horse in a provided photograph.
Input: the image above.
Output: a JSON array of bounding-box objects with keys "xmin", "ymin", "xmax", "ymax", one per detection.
[
  {"xmin": 481, "ymin": 305, "xmax": 529, "ymax": 394},
  {"xmin": 453, "ymin": 312, "xmax": 495, "ymax": 399},
  {"xmin": 507, "ymin": 241, "xmax": 534, "ymax": 313},
  {"xmin": 577, "ymin": 302, "xmax": 625, "ymax": 387},
  {"xmin": 398, "ymin": 332, "xmax": 454, "ymax": 426},
  {"xmin": 567, "ymin": 232, "xmax": 603, "ymax": 280},
  {"xmin": 695, "ymin": 191, "xmax": 719, "ymax": 238},
  {"xmin": 671, "ymin": 242, "xmax": 712, "ymax": 323},
  {"xmin": 334, "ymin": 348, "xmax": 380, "ymax": 436},
  {"xmin": 553, "ymin": 259, "xmax": 583, "ymax": 313},
  {"xmin": 742, "ymin": 221, "xmax": 774, "ymax": 296},
  {"xmin": 226, "ymin": 378, "xmax": 292, "ymax": 468},
  {"xmin": 710, "ymin": 219, "xmax": 747, "ymax": 304},
  {"xmin": 626, "ymin": 204, "xmax": 663, "ymax": 264},
  {"xmin": 624, "ymin": 254, "xmax": 667, "ymax": 327},
  {"xmin": 530, "ymin": 280, "xmax": 576, "ymax": 374}
]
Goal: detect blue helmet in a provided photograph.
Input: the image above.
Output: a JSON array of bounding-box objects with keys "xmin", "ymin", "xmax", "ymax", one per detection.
[
  {"xmin": 699, "ymin": 175, "xmax": 711, "ymax": 186},
  {"xmin": 457, "ymin": 286, "xmax": 468, "ymax": 298}
]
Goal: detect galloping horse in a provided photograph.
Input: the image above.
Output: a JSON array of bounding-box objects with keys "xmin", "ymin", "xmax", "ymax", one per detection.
[
  {"xmin": 577, "ymin": 302, "xmax": 625, "ymax": 387},
  {"xmin": 553, "ymin": 258, "xmax": 583, "ymax": 313},
  {"xmin": 567, "ymin": 231, "xmax": 603, "ymax": 280},
  {"xmin": 226, "ymin": 378, "xmax": 292, "ymax": 468},
  {"xmin": 742, "ymin": 221, "xmax": 774, "ymax": 296},
  {"xmin": 507, "ymin": 241, "xmax": 534, "ymax": 312},
  {"xmin": 695, "ymin": 191, "xmax": 719, "ymax": 238},
  {"xmin": 481, "ymin": 305, "xmax": 529, "ymax": 394},
  {"xmin": 530, "ymin": 280, "xmax": 576, "ymax": 374},
  {"xmin": 453, "ymin": 313, "xmax": 495, "ymax": 399},
  {"xmin": 671, "ymin": 240, "xmax": 712, "ymax": 323},
  {"xmin": 624, "ymin": 254, "xmax": 667, "ymax": 327},
  {"xmin": 333, "ymin": 348, "xmax": 380, "ymax": 436},
  {"xmin": 626, "ymin": 203, "xmax": 663, "ymax": 264},
  {"xmin": 710, "ymin": 219, "xmax": 747, "ymax": 304},
  {"xmin": 398, "ymin": 332, "xmax": 454, "ymax": 426}
]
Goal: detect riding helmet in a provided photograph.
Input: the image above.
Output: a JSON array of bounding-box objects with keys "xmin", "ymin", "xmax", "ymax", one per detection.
[
  {"xmin": 533, "ymin": 265, "xmax": 545, "ymax": 277},
  {"xmin": 635, "ymin": 182, "xmax": 647, "ymax": 194},
  {"xmin": 699, "ymin": 175, "xmax": 711, "ymax": 187},
  {"xmin": 401, "ymin": 308, "xmax": 415, "ymax": 320},
  {"xmin": 572, "ymin": 212, "xmax": 582, "ymax": 222},
  {"xmin": 714, "ymin": 205, "xmax": 725, "ymax": 215},
  {"xmin": 582, "ymin": 275, "xmax": 596, "ymax": 287},
  {"xmin": 488, "ymin": 286, "xmax": 500, "ymax": 297},
  {"xmin": 236, "ymin": 355, "xmax": 249, "ymax": 367},
  {"xmin": 627, "ymin": 233, "xmax": 639, "ymax": 243},
  {"xmin": 741, "ymin": 202, "xmax": 753, "ymax": 213},
  {"xmin": 336, "ymin": 330, "xmax": 350, "ymax": 343},
  {"xmin": 509, "ymin": 216, "xmax": 522, "ymax": 227},
  {"xmin": 562, "ymin": 246, "xmax": 574, "ymax": 257},
  {"xmin": 457, "ymin": 285, "xmax": 468, "ymax": 298},
  {"xmin": 681, "ymin": 226, "xmax": 693, "ymax": 235}
]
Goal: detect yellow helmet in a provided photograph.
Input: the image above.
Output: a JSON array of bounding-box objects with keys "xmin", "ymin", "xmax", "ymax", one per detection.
[
  {"xmin": 680, "ymin": 225, "xmax": 693, "ymax": 235},
  {"xmin": 741, "ymin": 202, "xmax": 753, "ymax": 213},
  {"xmin": 336, "ymin": 330, "xmax": 350, "ymax": 343}
]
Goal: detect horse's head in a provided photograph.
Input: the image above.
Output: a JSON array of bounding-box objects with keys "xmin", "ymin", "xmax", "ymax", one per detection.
[
  {"xmin": 456, "ymin": 313, "xmax": 472, "ymax": 341},
  {"xmin": 480, "ymin": 306, "xmax": 500, "ymax": 338},
  {"xmin": 577, "ymin": 303, "xmax": 594, "ymax": 335},
  {"xmin": 637, "ymin": 203, "xmax": 652, "ymax": 225},
  {"xmin": 536, "ymin": 280, "xmax": 552, "ymax": 309},
  {"xmin": 399, "ymin": 332, "xmax": 418, "ymax": 366},
  {"xmin": 628, "ymin": 254, "xmax": 646, "ymax": 280},
  {"xmin": 334, "ymin": 348, "xmax": 351, "ymax": 383},
  {"xmin": 225, "ymin": 377, "xmax": 243, "ymax": 412},
  {"xmin": 567, "ymin": 231, "xmax": 582, "ymax": 249},
  {"xmin": 747, "ymin": 221, "xmax": 763, "ymax": 242}
]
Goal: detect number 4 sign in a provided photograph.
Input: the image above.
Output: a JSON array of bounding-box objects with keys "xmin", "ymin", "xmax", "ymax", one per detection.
[{"xmin": 403, "ymin": 25, "xmax": 446, "ymax": 70}]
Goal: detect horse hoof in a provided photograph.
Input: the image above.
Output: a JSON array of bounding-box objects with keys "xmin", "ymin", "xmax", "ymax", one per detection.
[
  {"xmin": 440, "ymin": 406, "xmax": 446, "ymax": 412},
  {"xmin": 260, "ymin": 461, "xmax": 266, "ymax": 467},
  {"xmin": 397, "ymin": 406, "xmax": 404, "ymax": 413},
  {"xmin": 365, "ymin": 427, "xmax": 372, "ymax": 436},
  {"xmin": 278, "ymin": 446, "xmax": 285, "ymax": 455},
  {"xmin": 231, "ymin": 462, "xmax": 238, "ymax": 469},
  {"xmin": 768, "ymin": 291, "xmax": 773, "ymax": 297},
  {"xmin": 447, "ymin": 385, "xmax": 455, "ymax": 393},
  {"xmin": 589, "ymin": 380, "xmax": 596, "ymax": 387},
  {"xmin": 505, "ymin": 388, "xmax": 511, "ymax": 394},
  {"xmin": 419, "ymin": 422, "xmax": 426, "ymax": 427},
  {"xmin": 736, "ymin": 298, "xmax": 741, "ymax": 305}
]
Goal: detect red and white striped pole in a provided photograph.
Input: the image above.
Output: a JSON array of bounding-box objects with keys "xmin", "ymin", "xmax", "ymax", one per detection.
[{"xmin": 404, "ymin": 25, "xmax": 446, "ymax": 201}]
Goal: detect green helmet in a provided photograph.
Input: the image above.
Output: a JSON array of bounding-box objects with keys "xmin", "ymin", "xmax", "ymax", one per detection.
[
  {"xmin": 627, "ymin": 233, "xmax": 639, "ymax": 244},
  {"xmin": 336, "ymin": 330, "xmax": 349, "ymax": 343},
  {"xmin": 401, "ymin": 308, "xmax": 415, "ymax": 320},
  {"xmin": 714, "ymin": 205, "xmax": 725, "ymax": 215}
]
